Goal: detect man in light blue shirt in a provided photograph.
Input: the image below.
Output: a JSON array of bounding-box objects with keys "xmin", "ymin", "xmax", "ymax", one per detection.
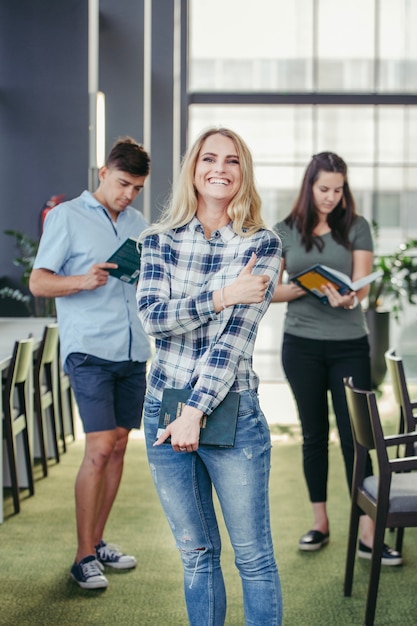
[{"xmin": 30, "ymin": 137, "xmax": 151, "ymax": 590}]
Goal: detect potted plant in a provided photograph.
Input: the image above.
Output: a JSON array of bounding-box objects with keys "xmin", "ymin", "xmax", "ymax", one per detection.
[
  {"xmin": 2, "ymin": 229, "xmax": 56, "ymax": 317},
  {"xmin": 366, "ymin": 233, "xmax": 417, "ymax": 387}
]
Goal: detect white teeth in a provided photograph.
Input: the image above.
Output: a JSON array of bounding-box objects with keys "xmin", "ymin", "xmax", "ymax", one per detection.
[{"xmin": 209, "ymin": 178, "xmax": 228, "ymax": 185}]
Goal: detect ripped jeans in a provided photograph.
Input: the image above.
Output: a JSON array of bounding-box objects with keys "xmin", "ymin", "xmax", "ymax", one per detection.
[{"xmin": 144, "ymin": 389, "xmax": 282, "ymax": 626}]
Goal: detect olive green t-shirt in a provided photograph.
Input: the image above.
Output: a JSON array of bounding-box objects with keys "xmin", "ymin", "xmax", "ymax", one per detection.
[{"xmin": 274, "ymin": 216, "xmax": 373, "ymax": 341}]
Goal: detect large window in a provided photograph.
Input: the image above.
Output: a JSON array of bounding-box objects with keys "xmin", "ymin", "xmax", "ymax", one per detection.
[
  {"xmin": 188, "ymin": 0, "xmax": 417, "ymax": 252},
  {"xmin": 189, "ymin": 0, "xmax": 417, "ymax": 94},
  {"xmin": 189, "ymin": 0, "xmax": 313, "ymax": 93}
]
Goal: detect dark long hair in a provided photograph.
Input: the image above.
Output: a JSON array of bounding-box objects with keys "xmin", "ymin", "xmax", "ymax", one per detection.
[{"xmin": 285, "ymin": 151, "xmax": 357, "ymax": 252}]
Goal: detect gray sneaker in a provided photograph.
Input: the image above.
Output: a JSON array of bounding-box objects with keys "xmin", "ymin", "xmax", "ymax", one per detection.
[
  {"xmin": 95, "ymin": 540, "xmax": 137, "ymax": 570},
  {"xmin": 70, "ymin": 554, "xmax": 109, "ymax": 589}
]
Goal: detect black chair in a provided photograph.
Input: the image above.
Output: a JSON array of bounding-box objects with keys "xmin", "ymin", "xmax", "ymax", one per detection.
[
  {"xmin": 343, "ymin": 376, "xmax": 417, "ymax": 626},
  {"xmin": 33, "ymin": 324, "xmax": 60, "ymax": 476},
  {"xmin": 385, "ymin": 348, "xmax": 417, "ymax": 456},
  {"xmin": 2, "ymin": 337, "xmax": 35, "ymax": 514}
]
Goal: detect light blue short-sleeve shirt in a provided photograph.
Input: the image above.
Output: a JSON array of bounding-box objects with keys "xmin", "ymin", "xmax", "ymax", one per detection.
[{"xmin": 33, "ymin": 190, "xmax": 151, "ymax": 367}]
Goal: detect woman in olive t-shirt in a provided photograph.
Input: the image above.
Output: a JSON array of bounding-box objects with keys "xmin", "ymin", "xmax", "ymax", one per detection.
[{"xmin": 271, "ymin": 152, "xmax": 401, "ymax": 566}]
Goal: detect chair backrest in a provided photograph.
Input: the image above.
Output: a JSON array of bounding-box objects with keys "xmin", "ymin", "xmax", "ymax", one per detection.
[
  {"xmin": 385, "ymin": 347, "xmax": 416, "ymax": 433},
  {"xmin": 344, "ymin": 376, "xmax": 375, "ymax": 452},
  {"xmin": 36, "ymin": 324, "xmax": 59, "ymax": 369},
  {"xmin": 4, "ymin": 337, "xmax": 34, "ymax": 402},
  {"xmin": 344, "ymin": 377, "xmax": 391, "ymax": 476}
]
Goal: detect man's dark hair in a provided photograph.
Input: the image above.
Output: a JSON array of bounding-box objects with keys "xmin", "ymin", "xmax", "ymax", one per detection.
[{"xmin": 106, "ymin": 136, "xmax": 151, "ymax": 177}]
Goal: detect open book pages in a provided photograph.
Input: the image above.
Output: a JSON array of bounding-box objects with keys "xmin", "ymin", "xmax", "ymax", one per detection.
[{"xmin": 291, "ymin": 264, "xmax": 383, "ymax": 303}]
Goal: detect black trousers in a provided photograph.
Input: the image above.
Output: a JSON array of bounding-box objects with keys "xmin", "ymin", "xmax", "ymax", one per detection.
[{"xmin": 282, "ymin": 332, "xmax": 373, "ymax": 503}]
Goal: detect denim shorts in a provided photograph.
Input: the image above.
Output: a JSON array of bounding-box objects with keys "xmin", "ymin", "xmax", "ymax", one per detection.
[{"xmin": 66, "ymin": 352, "xmax": 147, "ymax": 433}]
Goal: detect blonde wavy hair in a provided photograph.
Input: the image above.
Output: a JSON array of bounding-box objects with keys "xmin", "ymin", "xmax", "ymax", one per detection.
[{"xmin": 142, "ymin": 127, "xmax": 266, "ymax": 238}]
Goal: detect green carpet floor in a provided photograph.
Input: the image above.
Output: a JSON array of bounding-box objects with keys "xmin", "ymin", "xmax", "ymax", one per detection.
[{"xmin": 2, "ymin": 417, "xmax": 417, "ymax": 625}]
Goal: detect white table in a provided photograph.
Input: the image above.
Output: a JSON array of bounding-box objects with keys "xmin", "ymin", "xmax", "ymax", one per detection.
[{"xmin": 1, "ymin": 317, "xmax": 57, "ymax": 523}]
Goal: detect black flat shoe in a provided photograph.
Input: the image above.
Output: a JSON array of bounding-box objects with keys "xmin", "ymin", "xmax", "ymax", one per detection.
[
  {"xmin": 357, "ymin": 540, "xmax": 402, "ymax": 566},
  {"xmin": 299, "ymin": 529, "xmax": 330, "ymax": 552}
]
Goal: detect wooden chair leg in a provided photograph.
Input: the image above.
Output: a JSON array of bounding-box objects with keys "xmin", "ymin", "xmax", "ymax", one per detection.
[
  {"xmin": 68, "ymin": 388, "xmax": 75, "ymax": 440},
  {"xmin": 57, "ymin": 374, "xmax": 77, "ymax": 450},
  {"xmin": 18, "ymin": 386, "xmax": 35, "ymax": 496},
  {"xmin": 365, "ymin": 517, "xmax": 386, "ymax": 626},
  {"xmin": 34, "ymin": 394, "xmax": 48, "ymax": 477},
  {"xmin": 57, "ymin": 397, "xmax": 67, "ymax": 453},
  {"xmin": 344, "ymin": 505, "xmax": 360, "ymax": 597},
  {"xmin": 21, "ymin": 424, "xmax": 35, "ymax": 496},
  {"xmin": 3, "ymin": 423, "xmax": 21, "ymax": 514},
  {"xmin": 44, "ymin": 366, "xmax": 60, "ymax": 461},
  {"xmin": 395, "ymin": 526, "xmax": 404, "ymax": 554},
  {"xmin": 49, "ymin": 402, "xmax": 60, "ymax": 463}
]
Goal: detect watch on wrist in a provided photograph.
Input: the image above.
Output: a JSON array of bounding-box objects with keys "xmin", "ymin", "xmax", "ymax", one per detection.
[{"xmin": 346, "ymin": 295, "xmax": 359, "ymax": 310}]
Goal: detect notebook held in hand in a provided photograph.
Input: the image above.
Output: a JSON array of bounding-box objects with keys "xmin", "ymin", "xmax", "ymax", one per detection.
[
  {"xmin": 157, "ymin": 389, "xmax": 240, "ymax": 447},
  {"xmin": 106, "ymin": 237, "xmax": 142, "ymax": 284}
]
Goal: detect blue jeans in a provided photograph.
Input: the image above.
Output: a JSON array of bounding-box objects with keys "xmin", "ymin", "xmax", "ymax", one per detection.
[{"xmin": 144, "ymin": 389, "xmax": 282, "ymax": 626}]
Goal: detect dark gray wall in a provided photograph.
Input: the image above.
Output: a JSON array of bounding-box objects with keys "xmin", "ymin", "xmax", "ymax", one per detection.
[
  {"xmin": 0, "ymin": 0, "xmax": 89, "ymax": 283},
  {"xmin": 0, "ymin": 0, "xmax": 182, "ymax": 292},
  {"xmin": 99, "ymin": 0, "xmax": 146, "ymax": 212},
  {"xmin": 100, "ymin": 0, "xmax": 145, "ymax": 149},
  {"xmin": 148, "ymin": 0, "xmax": 176, "ymax": 218}
]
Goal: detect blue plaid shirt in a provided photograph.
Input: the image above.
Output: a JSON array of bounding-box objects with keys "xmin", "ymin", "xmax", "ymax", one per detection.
[{"xmin": 137, "ymin": 217, "xmax": 282, "ymax": 416}]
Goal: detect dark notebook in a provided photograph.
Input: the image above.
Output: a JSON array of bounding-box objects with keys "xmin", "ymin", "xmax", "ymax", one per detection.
[
  {"xmin": 106, "ymin": 237, "xmax": 142, "ymax": 284},
  {"xmin": 157, "ymin": 388, "xmax": 240, "ymax": 448}
]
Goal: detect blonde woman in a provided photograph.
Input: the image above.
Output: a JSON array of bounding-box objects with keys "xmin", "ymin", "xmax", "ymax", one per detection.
[{"xmin": 137, "ymin": 128, "xmax": 283, "ymax": 626}]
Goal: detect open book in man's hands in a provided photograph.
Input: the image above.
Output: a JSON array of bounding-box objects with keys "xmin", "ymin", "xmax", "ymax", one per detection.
[{"xmin": 291, "ymin": 264, "xmax": 383, "ymax": 304}]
